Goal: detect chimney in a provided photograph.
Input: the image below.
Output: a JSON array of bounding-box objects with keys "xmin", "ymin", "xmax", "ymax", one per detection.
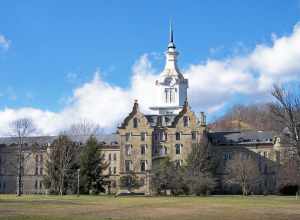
[{"xmin": 200, "ymin": 112, "xmax": 206, "ymax": 126}]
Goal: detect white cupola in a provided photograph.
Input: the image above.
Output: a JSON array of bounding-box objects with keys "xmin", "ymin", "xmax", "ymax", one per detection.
[{"xmin": 150, "ymin": 23, "xmax": 189, "ymax": 115}]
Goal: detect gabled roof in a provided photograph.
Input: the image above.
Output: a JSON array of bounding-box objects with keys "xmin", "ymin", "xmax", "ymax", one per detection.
[{"xmin": 118, "ymin": 100, "xmax": 140, "ymax": 129}]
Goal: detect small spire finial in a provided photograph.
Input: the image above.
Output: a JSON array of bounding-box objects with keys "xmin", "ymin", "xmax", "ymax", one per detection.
[
  {"xmin": 169, "ymin": 20, "xmax": 173, "ymax": 43},
  {"xmin": 168, "ymin": 20, "xmax": 176, "ymax": 49}
]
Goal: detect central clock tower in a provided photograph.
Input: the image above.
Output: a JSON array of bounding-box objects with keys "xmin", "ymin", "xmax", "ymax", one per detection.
[{"xmin": 150, "ymin": 24, "xmax": 189, "ymax": 115}]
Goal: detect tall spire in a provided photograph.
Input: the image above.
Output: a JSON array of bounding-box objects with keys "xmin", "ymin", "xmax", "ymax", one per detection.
[
  {"xmin": 169, "ymin": 21, "xmax": 173, "ymax": 43},
  {"xmin": 168, "ymin": 21, "xmax": 176, "ymax": 49}
]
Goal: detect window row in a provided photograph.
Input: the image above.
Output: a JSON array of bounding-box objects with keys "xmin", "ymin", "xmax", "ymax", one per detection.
[
  {"xmin": 155, "ymin": 144, "xmax": 184, "ymax": 156},
  {"xmin": 108, "ymin": 166, "xmax": 117, "ymax": 175},
  {"xmin": 35, "ymin": 167, "xmax": 43, "ymax": 176},
  {"xmin": 125, "ymin": 160, "xmax": 148, "ymax": 172},
  {"xmin": 126, "ymin": 131, "xmax": 198, "ymax": 142},
  {"xmin": 154, "ymin": 131, "xmax": 198, "ymax": 141},
  {"xmin": 106, "ymin": 153, "xmax": 117, "ymax": 161},
  {"xmin": 125, "ymin": 132, "xmax": 147, "ymax": 142},
  {"xmin": 34, "ymin": 180, "xmax": 43, "ymax": 190},
  {"xmin": 125, "ymin": 144, "xmax": 147, "ymax": 156}
]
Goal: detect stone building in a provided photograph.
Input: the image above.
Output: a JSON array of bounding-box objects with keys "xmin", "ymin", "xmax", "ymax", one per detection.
[{"xmin": 0, "ymin": 26, "xmax": 292, "ymax": 195}]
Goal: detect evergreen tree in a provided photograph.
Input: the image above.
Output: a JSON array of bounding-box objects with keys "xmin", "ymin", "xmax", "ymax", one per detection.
[
  {"xmin": 80, "ymin": 136, "xmax": 108, "ymax": 194},
  {"xmin": 152, "ymin": 157, "xmax": 187, "ymax": 195}
]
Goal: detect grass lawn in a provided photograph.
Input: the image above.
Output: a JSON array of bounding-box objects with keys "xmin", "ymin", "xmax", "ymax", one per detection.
[{"xmin": 0, "ymin": 195, "xmax": 300, "ymax": 220}]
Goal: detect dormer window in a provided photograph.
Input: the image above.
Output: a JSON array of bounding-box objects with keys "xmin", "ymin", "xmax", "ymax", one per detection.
[{"xmin": 133, "ymin": 118, "xmax": 138, "ymax": 128}]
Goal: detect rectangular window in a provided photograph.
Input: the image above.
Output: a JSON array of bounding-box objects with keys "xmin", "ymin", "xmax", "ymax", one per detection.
[
  {"xmin": 35, "ymin": 167, "xmax": 38, "ymax": 176},
  {"xmin": 155, "ymin": 133, "xmax": 161, "ymax": 141},
  {"xmin": 34, "ymin": 180, "xmax": 38, "ymax": 190},
  {"xmin": 263, "ymin": 151, "xmax": 268, "ymax": 158},
  {"xmin": 159, "ymin": 132, "xmax": 164, "ymax": 141},
  {"xmin": 133, "ymin": 118, "xmax": 138, "ymax": 128},
  {"xmin": 125, "ymin": 144, "xmax": 132, "ymax": 156},
  {"xmin": 125, "ymin": 160, "xmax": 132, "ymax": 172},
  {"xmin": 141, "ymin": 144, "xmax": 146, "ymax": 155},
  {"xmin": 113, "ymin": 153, "xmax": 117, "ymax": 161},
  {"xmin": 141, "ymin": 132, "xmax": 146, "ymax": 141},
  {"xmin": 113, "ymin": 167, "xmax": 117, "ymax": 174},
  {"xmin": 108, "ymin": 153, "xmax": 112, "ymax": 161},
  {"xmin": 192, "ymin": 131, "xmax": 197, "ymax": 140},
  {"xmin": 276, "ymin": 151, "xmax": 280, "ymax": 162},
  {"xmin": 39, "ymin": 167, "xmax": 43, "ymax": 176},
  {"xmin": 39, "ymin": 181, "xmax": 42, "ymax": 189},
  {"xmin": 175, "ymin": 144, "xmax": 181, "ymax": 155},
  {"xmin": 224, "ymin": 152, "xmax": 232, "ymax": 161},
  {"xmin": 40, "ymin": 154, "xmax": 43, "ymax": 163},
  {"xmin": 183, "ymin": 116, "xmax": 189, "ymax": 127},
  {"xmin": 140, "ymin": 160, "xmax": 146, "ymax": 172},
  {"xmin": 176, "ymin": 132, "xmax": 181, "ymax": 141},
  {"xmin": 109, "ymin": 167, "xmax": 112, "ymax": 175},
  {"xmin": 125, "ymin": 133, "xmax": 131, "ymax": 142}
]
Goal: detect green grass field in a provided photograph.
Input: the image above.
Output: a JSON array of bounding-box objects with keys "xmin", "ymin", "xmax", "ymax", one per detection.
[{"xmin": 0, "ymin": 195, "xmax": 300, "ymax": 220}]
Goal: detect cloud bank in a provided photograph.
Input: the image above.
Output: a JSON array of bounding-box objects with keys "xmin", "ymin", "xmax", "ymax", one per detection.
[{"xmin": 1, "ymin": 23, "xmax": 300, "ymax": 136}]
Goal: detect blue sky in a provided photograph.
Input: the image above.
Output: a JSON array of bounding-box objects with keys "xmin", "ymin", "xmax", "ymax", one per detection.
[{"xmin": 1, "ymin": 0, "xmax": 300, "ymax": 135}]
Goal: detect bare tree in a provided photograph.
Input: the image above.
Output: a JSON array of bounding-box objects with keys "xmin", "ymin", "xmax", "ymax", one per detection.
[
  {"xmin": 67, "ymin": 119, "xmax": 102, "ymax": 138},
  {"xmin": 226, "ymin": 154, "xmax": 261, "ymax": 196},
  {"xmin": 270, "ymin": 84, "xmax": 300, "ymax": 157},
  {"xmin": 277, "ymin": 155, "xmax": 300, "ymax": 195},
  {"xmin": 44, "ymin": 135, "xmax": 80, "ymax": 195},
  {"xmin": 9, "ymin": 118, "xmax": 36, "ymax": 196}
]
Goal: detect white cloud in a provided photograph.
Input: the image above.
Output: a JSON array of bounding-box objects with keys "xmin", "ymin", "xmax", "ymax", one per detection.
[
  {"xmin": 0, "ymin": 34, "xmax": 10, "ymax": 50},
  {"xmin": 1, "ymin": 22, "xmax": 300, "ymax": 136}
]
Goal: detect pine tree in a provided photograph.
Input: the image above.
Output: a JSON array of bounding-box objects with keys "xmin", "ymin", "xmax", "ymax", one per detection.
[{"xmin": 80, "ymin": 135, "xmax": 108, "ymax": 194}]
